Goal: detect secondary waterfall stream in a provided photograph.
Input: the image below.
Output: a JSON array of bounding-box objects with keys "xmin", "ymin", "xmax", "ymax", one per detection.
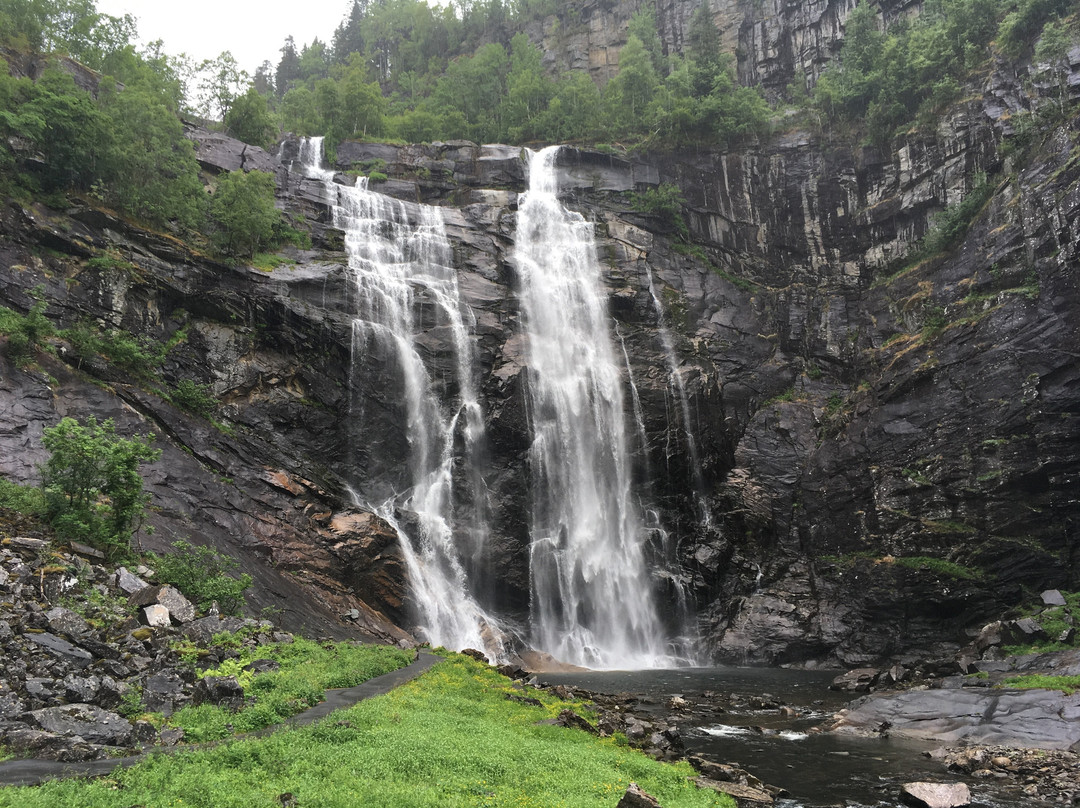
[
  {"xmin": 295, "ymin": 137, "xmax": 506, "ymax": 659},
  {"xmin": 515, "ymin": 146, "xmax": 670, "ymax": 669}
]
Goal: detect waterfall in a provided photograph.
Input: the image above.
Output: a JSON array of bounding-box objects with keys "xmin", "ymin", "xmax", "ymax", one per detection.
[
  {"xmin": 643, "ymin": 264, "xmax": 712, "ymax": 529},
  {"xmin": 294, "ymin": 137, "xmax": 506, "ymax": 660},
  {"xmin": 515, "ymin": 146, "xmax": 670, "ymax": 669}
]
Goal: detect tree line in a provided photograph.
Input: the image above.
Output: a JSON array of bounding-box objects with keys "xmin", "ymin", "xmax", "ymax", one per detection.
[{"xmin": 1, "ymin": 0, "xmax": 1076, "ymax": 242}]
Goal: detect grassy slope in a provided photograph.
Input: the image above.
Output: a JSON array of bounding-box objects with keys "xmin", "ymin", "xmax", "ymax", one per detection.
[{"xmin": 0, "ymin": 656, "xmax": 731, "ymax": 808}]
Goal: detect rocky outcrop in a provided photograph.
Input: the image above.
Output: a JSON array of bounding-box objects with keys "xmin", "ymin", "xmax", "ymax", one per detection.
[
  {"xmin": 3, "ymin": 23, "xmax": 1080, "ymax": 669},
  {"xmin": 0, "ymin": 537, "xmax": 299, "ymax": 761}
]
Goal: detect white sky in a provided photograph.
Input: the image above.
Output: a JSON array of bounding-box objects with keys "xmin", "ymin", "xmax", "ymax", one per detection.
[{"xmin": 94, "ymin": 0, "xmax": 357, "ymax": 75}]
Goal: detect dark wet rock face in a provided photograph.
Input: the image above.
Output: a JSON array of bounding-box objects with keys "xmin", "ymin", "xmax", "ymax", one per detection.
[{"xmin": 1, "ymin": 11, "xmax": 1079, "ymax": 668}]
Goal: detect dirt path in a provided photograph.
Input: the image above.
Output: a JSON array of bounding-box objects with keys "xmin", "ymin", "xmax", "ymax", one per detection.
[{"xmin": 0, "ymin": 651, "xmax": 443, "ymax": 788}]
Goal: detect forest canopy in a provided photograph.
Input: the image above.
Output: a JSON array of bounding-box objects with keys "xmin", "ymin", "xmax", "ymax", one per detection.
[{"xmin": 0, "ymin": 0, "xmax": 1076, "ymax": 232}]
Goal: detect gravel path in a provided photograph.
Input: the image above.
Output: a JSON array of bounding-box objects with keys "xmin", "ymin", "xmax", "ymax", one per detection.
[{"xmin": 0, "ymin": 651, "xmax": 443, "ymax": 788}]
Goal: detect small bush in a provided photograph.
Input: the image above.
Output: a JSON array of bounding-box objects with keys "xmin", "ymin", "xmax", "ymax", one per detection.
[
  {"xmin": 169, "ymin": 379, "xmax": 217, "ymax": 418},
  {"xmin": 0, "ymin": 293, "xmax": 53, "ymax": 367},
  {"xmin": 629, "ymin": 184, "xmax": 689, "ymax": 241},
  {"xmin": 62, "ymin": 320, "xmax": 164, "ymax": 380},
  {"xmin": 0, "ymin": 477, "xmax": 45, "ymax": 515},
  {"xmin": 153, "ymin": 540, "xmax": 252, "ymax": 615}
]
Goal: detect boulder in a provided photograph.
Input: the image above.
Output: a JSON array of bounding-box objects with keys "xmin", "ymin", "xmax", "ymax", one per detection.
[
  {"xmin": 141, "ymin": 604, "xmax": 171, "ymax": 627},
  {"xmin": 112, "ymin": 566, "xmax": 151, "ymax": 595},
  {"xmin": 616, "ymin": 782, "xmax": 662, "ymax": 808},
  {"xmin": 25, "ymin": 632, "xmax": 93, "ymax": 669},
  {"xmin": 900, "ymin": 782, "xmax": 971, "ymax": 808},
  {"xmin": 830, "ymin": 668, "xmax": 880, "ymax": 692},
  {"xmin": 26, "ymin": 704, "xmax": 132, "ymax": 745},
  {"xmin": 62, "ymin": 673, "xmax": 100, "ymax": 703},
  {"xmin": 551, "ymin": 708, "xmax": 598, "ymax": 735},
  {"xmin": 1009, "ymin": 617, "xmax": 1047, "ymax": 643},
  {"xmin": 129, "ymin": 585, "xmax": 196, "ymax": 624},
  {"xmin": 694, "ymin": 777, "xmax": 774, "ymax": 805},
  {"xmin": 142, "ymin": 671, "xmax": 189, "ymax": 716},
  {"xmin": 1041, "ymin": 590, "xmax": 1067, "ymax": 607},
  {"xmin": 193, "ymin": 675, "xmax": 245, "ymax": 710},
  {"xmin": 45, "ymin": 606, "xmax": 90, "ymax": 638},
  {"xmin": 182, "ymin": 614, "xmax": 247, "ymax": 644}
]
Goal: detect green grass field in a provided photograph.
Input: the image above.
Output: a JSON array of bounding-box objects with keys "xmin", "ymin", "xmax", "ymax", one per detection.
[{"xmin": 0, "ymin": 655, "xmax": 732, "ymax": 808}]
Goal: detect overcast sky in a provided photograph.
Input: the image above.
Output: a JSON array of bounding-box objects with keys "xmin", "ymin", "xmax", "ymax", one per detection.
[{"xmin": 95, "ymin": 0, "xmax": 357, "ymax": 75}]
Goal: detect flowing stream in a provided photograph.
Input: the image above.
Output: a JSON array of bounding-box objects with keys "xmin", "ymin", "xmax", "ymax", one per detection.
[
  {"xmin": 295, "ymin": 137, "xmax": 507, "ymax": 659},
  {"xmin": 514, "ymin": 146, "xmax": 671, "ymax": 669}
]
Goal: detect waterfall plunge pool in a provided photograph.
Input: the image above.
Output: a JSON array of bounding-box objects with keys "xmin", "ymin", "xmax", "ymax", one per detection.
[{"xmin": 540, "ymin": 666, "xmax": 1017, "ymax": 808}]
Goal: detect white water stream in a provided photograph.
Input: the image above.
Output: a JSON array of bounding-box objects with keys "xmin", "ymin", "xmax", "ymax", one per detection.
[
  {"xmin": 295, "ymin": 137, "xmax": 507, "ymax": 660},
  {"xmin": 515, "ymin": 146, "xmax": 670, "ymax": 669}
]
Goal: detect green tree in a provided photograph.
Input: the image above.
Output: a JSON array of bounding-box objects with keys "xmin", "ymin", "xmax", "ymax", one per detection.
[
  {"xmin": 1034, "ymin": 20, "xmax": 1075, "ymax": 115},
  {"xmin": 339, "ymin": 54, "xmax": 386, "ymax": 138},
  {"xmin": 20, "ymin": 67, "xmax": 108, "ymax": 192},
  {"xmin": 225, "ymin": 85, "xmax": 277, "ymax": 149},
  {"xmin": 98, "ymin": 82, "xmax": 205, "ymax": 229},
  {"xmin": 603, "ymin": 34, "xmax": 660, "ymax": 137},
  {"xmin": 40, "ymin": 415, "xmax": 160, "ymax": 558},
  {"xmin": 197, "ymin": 50, "xmax": 248, "ymax": 121},
  {"xmin": 628, "ymin": 7, "xmax": 666, "ymax": 74},
  {"xmin": 280, "ymin": 86, "xmax": 319, "ymax": 135},
  {"xmin": 275, "ymin": 35, "xmax": 301, "ymax": 97},
  {"xmin": 505, "ymin": 33, "xmax": 554, "ymax": 142},
  {"xmin": 209, "ymin": 169, "xmax": 281, "ymax": 258}
]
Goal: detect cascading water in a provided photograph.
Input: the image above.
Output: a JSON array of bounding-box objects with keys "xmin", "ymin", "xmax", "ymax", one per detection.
[
  {"xmin": 515, "ymin": 146, "xmax": 671, "ymax": 669},
  {"xmin": 643, "ymin": 264, "xmax": 712, "ymax": 530},
  {"xmin": 294, "ymin": 137, "xmax": 506, "ymax": 659}
]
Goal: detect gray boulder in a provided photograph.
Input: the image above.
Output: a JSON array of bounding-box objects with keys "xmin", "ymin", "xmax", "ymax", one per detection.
[
  {"xmin": 616, "ymin": 783, "xmax": 662, "ymax": 808},
  {"xmin": 112, "ymin": 566, "xmax": 150, "ymax": 595},
  {"xmin": 900, "ymin": 782, "xmax": 971, "ymax": 808},
  {"xmin": 830, "ymin": 668, "xmax": 879, "ymax": 692},
  {"xmin": 130, "ymin": 584, "xmax": 196, "ymax": 624},
  {"xmin": 45, "ymin": 606, "xmax": 90, "ymax": 638},
  {"xmin": 193, "ymin": 675, "xmax": 245, "ymax": 711},
  {"xmin": 1041, "ymin": 589, "xmax": 1067, "ymax": 607},
  {"xmin": 26, "ymin": 704, "xmax": 132, "ymax": 745}
]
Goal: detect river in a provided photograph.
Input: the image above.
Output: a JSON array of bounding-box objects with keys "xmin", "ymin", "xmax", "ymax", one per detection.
[{"xmin": 542, "ymin": 667, "xmax": 1017, "ymax": 807}]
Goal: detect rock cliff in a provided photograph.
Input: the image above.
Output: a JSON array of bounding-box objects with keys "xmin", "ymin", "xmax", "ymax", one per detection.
[{"xmin": 1, "ymin": 0, "xmax": 1078, "ymax": 667}]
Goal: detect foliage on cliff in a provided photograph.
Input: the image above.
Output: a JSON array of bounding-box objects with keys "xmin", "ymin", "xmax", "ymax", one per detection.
[{"xmin": 813, "ymin": 0, "xmax": 1077, "ymax": 143}]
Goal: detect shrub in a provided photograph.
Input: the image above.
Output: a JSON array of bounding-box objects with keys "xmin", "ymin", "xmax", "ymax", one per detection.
[
  {"xmin": 0, "ymin": 477, "xmax": 45, "ymax": 515},
  {"xmin": 40, "ymin": 416, "xmax": 160, "ymax": 559},
  {"xmin": 629, "ymin": 184, "xmax": 689, "ymax": 241},
  {"xmin": 153, "ymin": 540, "xmax": 252, "ymax": 615},
  {"xmin": 169, "ymin": 379, "xmax": 217, "ymax": 418},
  {"xmin": 0, "ymin": 292, "xmax": 53, "ymax": 368}
]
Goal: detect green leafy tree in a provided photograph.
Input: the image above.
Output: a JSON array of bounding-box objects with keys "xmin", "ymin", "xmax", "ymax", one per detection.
[
  {"xmin": 20, "ymin": 67, "xmax": 108, "ymax": 192},
  {"xmin": 209, "ymin": 169, "xmax": 281, "ymax": 258},
  {"xmin": 98, "ymin": 82, "xmax": 205, "ymax": 229},
  {"xmin": 224, "ymin": 86, "xmax": 277, "ymax": 149},
  {"xmin": 198, "ymin": 50, "xmax": 248, "ymax": 121},
  {"xmin": 603, "ymin": 34, "xmax": 660, "ymax": 137},
  {"xmin": 281, "ymin": 86, "xmax": 319, "ymax": 134},
  {"xmin": 339, "ymin": 54, "xmax": 386, "ymax": 138},
  {"xmin": 40, "ymin": 415, "xmax": 160, "ymax": 558},
  {"xmin": 505, "ymin": 33, "xmax": 554, "ymax": 142},
  {"xmin": 1034, "ymin": 20, "xmax": 1076, "ymax": 115}
]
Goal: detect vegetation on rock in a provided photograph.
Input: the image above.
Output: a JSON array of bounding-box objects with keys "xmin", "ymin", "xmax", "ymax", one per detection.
[
  {"xmin": 40, "ymin": 415, "xmax": 160, "ymax": 560},
  {"xmin": 152, "ymin": 540, "xmax": 252, "ymax": 616}
]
